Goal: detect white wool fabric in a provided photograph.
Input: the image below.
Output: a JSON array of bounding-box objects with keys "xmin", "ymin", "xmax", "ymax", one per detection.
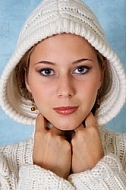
[
  {"xmin": 0, "ymin": 126, "xmax": 126, "ymax": 189},
  {"xmin": 0, "ymin": 0, "xmax": 126, "ymax": 126}
]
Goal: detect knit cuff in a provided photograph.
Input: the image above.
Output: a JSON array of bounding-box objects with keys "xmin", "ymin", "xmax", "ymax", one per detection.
[
  {"xmin": 68, "ymin": 153, "xmax": 125, "ymax": 189},
  {"xmin": 17, "ymin": 164, "xmax": 75, "ymax": 190},
  {"xmin": 91, "ymin": 153, "xmax": 123, "ymax": 179}
]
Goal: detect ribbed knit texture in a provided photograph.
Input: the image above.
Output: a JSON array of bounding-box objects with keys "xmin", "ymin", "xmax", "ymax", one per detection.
[
  {"xmin": 0, "ymin": 127, "xmax": 126, "ymax": 189},
  {"xmin": 0, "ymin": 0, "xmax": 126, "ymax": 126}
]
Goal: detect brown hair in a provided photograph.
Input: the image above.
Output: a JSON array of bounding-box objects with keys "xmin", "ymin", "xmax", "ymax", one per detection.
[{"xmin": 14, "ymin": 46, "xmax": 35, "ymax": 100}]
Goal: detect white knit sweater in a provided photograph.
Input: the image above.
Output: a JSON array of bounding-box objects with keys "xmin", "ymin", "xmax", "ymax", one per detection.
[{"xmin": 0, "ymin": 126, "xmax": 126, "ymax": 190}]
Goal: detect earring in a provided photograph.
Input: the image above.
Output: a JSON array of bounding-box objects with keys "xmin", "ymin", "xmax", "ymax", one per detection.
[
  {"xmin": 31, "ymin": 97, "xmax": 36, "ymax": 111},
  {"xmin": 95, "ymin": 97, "xmax": 100, "ymax": 109}
]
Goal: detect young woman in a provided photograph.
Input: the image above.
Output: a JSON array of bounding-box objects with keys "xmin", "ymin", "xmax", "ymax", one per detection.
[{"xmin": 0, "ymin": 0, "xmax": 126, "ymax": 189}]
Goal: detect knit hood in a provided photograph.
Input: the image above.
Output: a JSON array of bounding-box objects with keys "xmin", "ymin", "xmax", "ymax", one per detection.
[{"xmin": 0, "ymin": 0, "xmax": 126, "ymax": 126}]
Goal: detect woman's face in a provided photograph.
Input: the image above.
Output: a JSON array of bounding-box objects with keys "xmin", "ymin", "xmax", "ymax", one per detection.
[{"xmin": 26, "ymin": 34, "xmax": 103, "ymax": 130}]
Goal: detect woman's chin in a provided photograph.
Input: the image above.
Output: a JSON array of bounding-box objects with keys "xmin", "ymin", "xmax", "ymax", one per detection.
[
  {"xmin": 51, "ymin": 121, "xmax": 82, "ymax": 131},
  {"xmin": 57, "ymin": 127, "xmax": 76, "ymax": 131},
  {"xmin": 44, "ymin": 115, "xmax": 85, "ymax": 131}
]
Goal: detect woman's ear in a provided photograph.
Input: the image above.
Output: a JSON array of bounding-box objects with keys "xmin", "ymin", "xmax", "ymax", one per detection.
[{"xmin": 25, "ymin": 75, "xmax": 32, "ymax": 93}]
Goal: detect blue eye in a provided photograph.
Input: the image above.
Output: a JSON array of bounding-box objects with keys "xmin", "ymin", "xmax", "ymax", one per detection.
[
  {"xmin": 74, "ymin": 66, "xmax": 89, "ymax": 74},
  {"xmin": 39, "ymin": 68, "xmax": 55, "ymax": 76}
]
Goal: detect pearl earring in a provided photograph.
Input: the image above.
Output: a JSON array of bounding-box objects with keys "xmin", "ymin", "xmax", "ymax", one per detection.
[{"xmin": 31, "ymin": 97, "xmax": 36, "ymax": 111}]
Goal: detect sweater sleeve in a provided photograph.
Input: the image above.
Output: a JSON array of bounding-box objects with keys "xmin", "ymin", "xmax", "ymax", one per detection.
[
  {"xmin": 0, "ymin": 154, "xmax": 17, "ymax": 189},
  {"xmin": 17, "ymin": 164, "xmax": 75, "ymax": 190},
  {"xmin": 0, "ymin": 154, "xmax": 75, "ymax": 190},
  {"xmin": 68, "ymin": 153, "xmax": 126, "ymax": 190}
]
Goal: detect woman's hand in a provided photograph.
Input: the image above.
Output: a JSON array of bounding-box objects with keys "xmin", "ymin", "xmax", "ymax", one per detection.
[
  {"xmin": 33, "ymin": 114, "xmax": 71, "ymax": 179},
  {"xmin": 71, "ymin": 112, "xmax": 104, "ymax": 173}
]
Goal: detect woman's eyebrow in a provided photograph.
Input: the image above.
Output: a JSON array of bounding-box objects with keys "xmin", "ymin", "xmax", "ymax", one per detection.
[
  {"xmin": 35, "ymin": 61, "xmax": 55, "ymax": 65},
  {"xmin": 35, "ymin": 58, "xmax": 93, "ymax": 65},
  {"xmin": 72, "ymin": 58, "xmax": 93, "ymax": 64}
]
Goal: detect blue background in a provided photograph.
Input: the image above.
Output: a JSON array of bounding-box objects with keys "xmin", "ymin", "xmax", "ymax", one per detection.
[{"xmin": 0, "ymin": 0, "xmax": 126, "ymax": 145}]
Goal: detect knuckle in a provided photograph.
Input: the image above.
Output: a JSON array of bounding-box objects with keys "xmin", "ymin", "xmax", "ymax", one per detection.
[
  {"xmin": 89, "ymin": 127, "xmax": 99, "ymax": 137},
  {"xmin": 34, "ymin": 131, "xmax": 42, "ymax": 139},
  {"xmin": 71, "ymin": 137, "xmax": 76, "ymax": 145},
  {"xmin": 65, "ymin": 142, "xmax": 71, "ymax": 152},
  {"xmin": 76, "ymin": 130, "xmax": 85, "ymax": 139}
]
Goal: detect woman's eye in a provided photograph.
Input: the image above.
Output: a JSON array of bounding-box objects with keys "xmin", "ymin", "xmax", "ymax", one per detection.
[
  {"xmin": 74, "ymin": 66, "xmax": 89, "ymax": 74},
  {"xmin": 39, "ymin": 68, "xmax": 55, "ymax": 76}
]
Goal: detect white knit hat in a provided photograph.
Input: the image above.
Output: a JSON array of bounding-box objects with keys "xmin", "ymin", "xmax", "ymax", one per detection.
[{"xmin": 0, "ymin": 0, "xmax": 126, "ymax": 126}]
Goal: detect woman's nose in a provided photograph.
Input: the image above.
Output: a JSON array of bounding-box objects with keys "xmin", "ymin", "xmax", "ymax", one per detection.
[{"xmin": 57, "ymin": 75, "xmax": 75, "ymax": 98}]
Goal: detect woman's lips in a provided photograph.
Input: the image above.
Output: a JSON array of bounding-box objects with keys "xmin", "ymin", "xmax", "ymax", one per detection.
[{"xmin": 53, "ymin": 106, "xmax": 78, "ymax": 115}]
